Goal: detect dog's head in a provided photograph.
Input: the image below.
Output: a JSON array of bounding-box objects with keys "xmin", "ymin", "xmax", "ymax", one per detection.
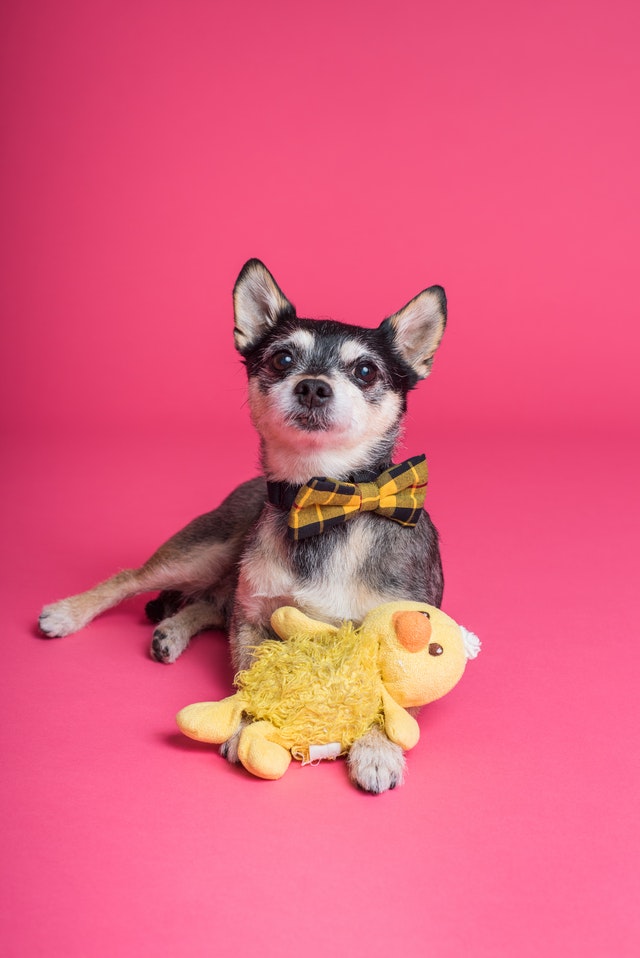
[{"xmin": 233, "ymin": 259, "xmax": 447, "ymax": 482}]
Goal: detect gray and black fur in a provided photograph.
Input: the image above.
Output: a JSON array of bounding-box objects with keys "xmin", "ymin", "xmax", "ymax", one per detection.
[{"xmin": 39, "ymin": 259, "xmax": 447, "ymax": 792}]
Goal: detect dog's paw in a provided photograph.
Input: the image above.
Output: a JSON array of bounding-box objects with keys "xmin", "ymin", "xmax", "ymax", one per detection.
[
  {"xmin": 347, "ymin": 726, "xmax": 406, "ymax": 794},
  {"xmin": 150, "ymin": 622, "xmax": 190, "ymax": 664},
  {"xmin": 39, "ymin": 599, "xmax": 87, "ymax": 638},
  {"xmin": 219, "ymin": 720, "xmax": 250, "ymax": 764}
]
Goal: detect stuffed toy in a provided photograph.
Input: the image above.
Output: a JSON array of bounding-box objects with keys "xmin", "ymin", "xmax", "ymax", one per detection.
[{"xmin": 176, "ymin": 601, "xmax": 480, "ymax": 781}]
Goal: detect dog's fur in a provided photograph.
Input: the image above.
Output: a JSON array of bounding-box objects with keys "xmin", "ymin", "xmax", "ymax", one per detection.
[{"xmin": 39, "ymin": 259, "xmax": 447, "ymax": 792}]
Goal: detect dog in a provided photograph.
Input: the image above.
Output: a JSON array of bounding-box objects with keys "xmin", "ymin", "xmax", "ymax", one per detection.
[{"xmin": 39, "ymin": 258, "xmax": 447, "ymax": 792}]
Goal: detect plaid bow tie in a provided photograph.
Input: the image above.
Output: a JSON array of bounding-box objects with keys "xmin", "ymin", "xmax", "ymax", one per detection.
[{"xmin": 283, "ymin": 455, "xmax": 428, "ymax": 541}]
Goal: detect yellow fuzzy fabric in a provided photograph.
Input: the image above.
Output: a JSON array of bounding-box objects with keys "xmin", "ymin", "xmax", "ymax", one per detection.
[{"xmin": 234, "ymin": 622, "xmax": 384, "ymax": 761}]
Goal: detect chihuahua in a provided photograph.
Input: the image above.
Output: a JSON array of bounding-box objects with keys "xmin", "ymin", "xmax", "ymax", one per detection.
[{"xmin": 39, "ymin": 259, "xmax": 447, "ymax": 792}]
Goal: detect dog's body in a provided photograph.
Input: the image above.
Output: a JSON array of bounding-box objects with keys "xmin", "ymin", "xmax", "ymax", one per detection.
[{"xmin": 40, "ymin": 259, "xmax": 447, "ymax": 792}]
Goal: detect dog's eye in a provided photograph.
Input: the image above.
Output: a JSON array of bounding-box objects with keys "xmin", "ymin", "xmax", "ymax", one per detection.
[
  {"xmin": 353, "ymin": 362, "xmax": 378, "ymax": 385},
  {"xmin": 428, "ymin": 643, "xmax": 443, "ymax": 656},
  {"xmin": 271, "ymin": 351, "xmax": 294, "ymax": 372}
]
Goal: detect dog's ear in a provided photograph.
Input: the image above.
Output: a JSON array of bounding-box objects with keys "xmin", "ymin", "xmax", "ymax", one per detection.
[
  {"xmin": 381, "ymin": 286, "xmax": 447, "ymax": 379},
  {"xmin": 233, "ymin": 259, "xmax": 296, "ymax": 354}
]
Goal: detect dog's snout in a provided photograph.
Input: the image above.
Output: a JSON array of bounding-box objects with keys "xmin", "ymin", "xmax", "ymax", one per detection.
[{"xmin": 294, "ymin": 378, "xmax": 333, "ymax": 408}]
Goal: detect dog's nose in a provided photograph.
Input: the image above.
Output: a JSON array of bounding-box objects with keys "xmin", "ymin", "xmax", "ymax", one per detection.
[{"xmin": 294, "ymin": 378, "xmax": 333, "ymax": 408}]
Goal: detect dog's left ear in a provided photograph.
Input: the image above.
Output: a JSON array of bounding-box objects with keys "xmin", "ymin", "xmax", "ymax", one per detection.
[
  {"xmin": 381, "ymin": 286, "xmax": 447, "ymax": 379},
  {"xmin": 233, "ymin": 259, "xmax": 296, "ymax": 355}
]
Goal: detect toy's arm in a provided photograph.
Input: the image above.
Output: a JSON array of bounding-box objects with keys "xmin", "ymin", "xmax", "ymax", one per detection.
[
  {"xmin": 380, "ymin": 687, "xmax": 420, "ymax": 751},
  {"xmin": 270, "ymin": 607, "xmax": 339, "ymax": 641}
]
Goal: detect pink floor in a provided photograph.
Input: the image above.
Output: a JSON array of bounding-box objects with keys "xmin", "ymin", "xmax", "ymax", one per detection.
[{"xmin": 2, "ymin": 424, "xmax": 638, "ymax": 956}]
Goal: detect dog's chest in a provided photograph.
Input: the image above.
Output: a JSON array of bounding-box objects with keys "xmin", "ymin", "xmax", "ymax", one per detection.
[{"xmin": 237, "ymin": 509, "xmax": 398, "ymax": 627}]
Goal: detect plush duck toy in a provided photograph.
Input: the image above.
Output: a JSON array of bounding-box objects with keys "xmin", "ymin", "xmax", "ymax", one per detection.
[{"xmin": 176, "ymin": 601, "xmax": 480, "ymax": 781}]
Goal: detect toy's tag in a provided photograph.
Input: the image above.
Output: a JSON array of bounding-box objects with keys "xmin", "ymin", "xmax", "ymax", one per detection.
[
  {"xmin": 309, "ymin": 742, "xmax": 341, "ymax": 763},
  {"xmin": 292, "ymin": 742, "xmax": 342, "ymax": 766}
]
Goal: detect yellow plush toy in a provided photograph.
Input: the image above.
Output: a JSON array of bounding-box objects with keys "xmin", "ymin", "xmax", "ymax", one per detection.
[{"xmin": 176, "ymin": 601, "xmax": 480, "ymax": 781}]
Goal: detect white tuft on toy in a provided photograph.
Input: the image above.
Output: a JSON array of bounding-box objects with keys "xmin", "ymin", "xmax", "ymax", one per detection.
[{"xmin": 459, "ymin": 626, "xmax": 481, "ymax": 660}]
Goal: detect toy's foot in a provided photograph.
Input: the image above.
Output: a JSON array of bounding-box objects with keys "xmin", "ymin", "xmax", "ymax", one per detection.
[
  {"xmin": 176, "ymin": 699, "xmax": 243, "ymax": 745},
  {"xmin": 237, "ymin": 721, "xmax": 292, "ymax": 780},
  {"xmin": 348, "ymin": 726, "xmax": 406, "ymax": 793}
]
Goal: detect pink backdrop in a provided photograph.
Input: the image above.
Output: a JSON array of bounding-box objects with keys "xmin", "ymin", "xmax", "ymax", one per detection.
[{"xmin": 2, "ymin": 1, "xmax": 639, "ymax": 955}]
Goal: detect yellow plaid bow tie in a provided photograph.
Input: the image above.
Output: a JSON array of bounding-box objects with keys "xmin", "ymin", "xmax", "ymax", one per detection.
[{"xmin": 286, "ymin": 455, "xmax": 428, "ymax": 541}]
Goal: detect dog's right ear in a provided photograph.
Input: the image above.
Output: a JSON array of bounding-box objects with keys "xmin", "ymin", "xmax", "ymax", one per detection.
[{"xmin": 233, "ymin": 259, "xmax": 296, "ymax": 355}]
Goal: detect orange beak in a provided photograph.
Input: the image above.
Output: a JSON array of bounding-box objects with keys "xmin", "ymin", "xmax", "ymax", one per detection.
[{"xmin": 392, "ymin": 610, "xmax": 432, "ymax": 652}]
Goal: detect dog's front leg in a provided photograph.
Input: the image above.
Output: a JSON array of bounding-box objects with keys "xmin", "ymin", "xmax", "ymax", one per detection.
[
  {"xmin": 150, "ymin": 599, "xmax": 226, "ymax": 664},
  {"xmin": 347, "ymin": 726, "xmax": 407, "ymax": 793},
  {"xmin": 348, "ymin": 706, "xmax": 423, "ymax": 793}
]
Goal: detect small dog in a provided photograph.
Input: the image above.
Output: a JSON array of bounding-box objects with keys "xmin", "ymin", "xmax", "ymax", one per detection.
[{"xmin": 40, "ymin": 259, "xmax": 447, "ymax": 792}]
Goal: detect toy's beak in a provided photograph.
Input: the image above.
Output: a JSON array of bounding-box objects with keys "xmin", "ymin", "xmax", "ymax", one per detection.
[{"xmin": 392, "ymin": 610, "xmax": 432, "ymax": 652}]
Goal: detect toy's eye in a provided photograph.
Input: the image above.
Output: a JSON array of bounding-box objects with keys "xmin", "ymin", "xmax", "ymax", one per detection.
[
  {"xmin": 271, "ymin": 350, "xmax": 294, "ymax": 372},
  {"xmin": 353, "ymin": 362, "xmax": 378, "ymax": 385},
  {"xmin": 428, "ymin": 643, "xmax": 443, "ymax": 656},
  {"xmin": 421, "ymin": 611, "xmax": 431, "ymax": 619}
]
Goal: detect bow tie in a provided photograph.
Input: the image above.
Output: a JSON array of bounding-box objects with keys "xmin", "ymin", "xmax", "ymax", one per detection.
[{"xmin": 267, "ymin": 455, "xmax": 428, "ymax": 541}]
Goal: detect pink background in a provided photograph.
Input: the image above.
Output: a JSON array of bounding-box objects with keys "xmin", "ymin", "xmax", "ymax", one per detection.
[{"xmin": 1, "ymin": 1, "xmax": 639, "ymax": 955}]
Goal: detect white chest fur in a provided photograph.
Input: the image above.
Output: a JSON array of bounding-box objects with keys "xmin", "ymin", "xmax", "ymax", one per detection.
[{"xmin": 236, "ymin": 510, "xmax": 396, "ymax": 629}]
